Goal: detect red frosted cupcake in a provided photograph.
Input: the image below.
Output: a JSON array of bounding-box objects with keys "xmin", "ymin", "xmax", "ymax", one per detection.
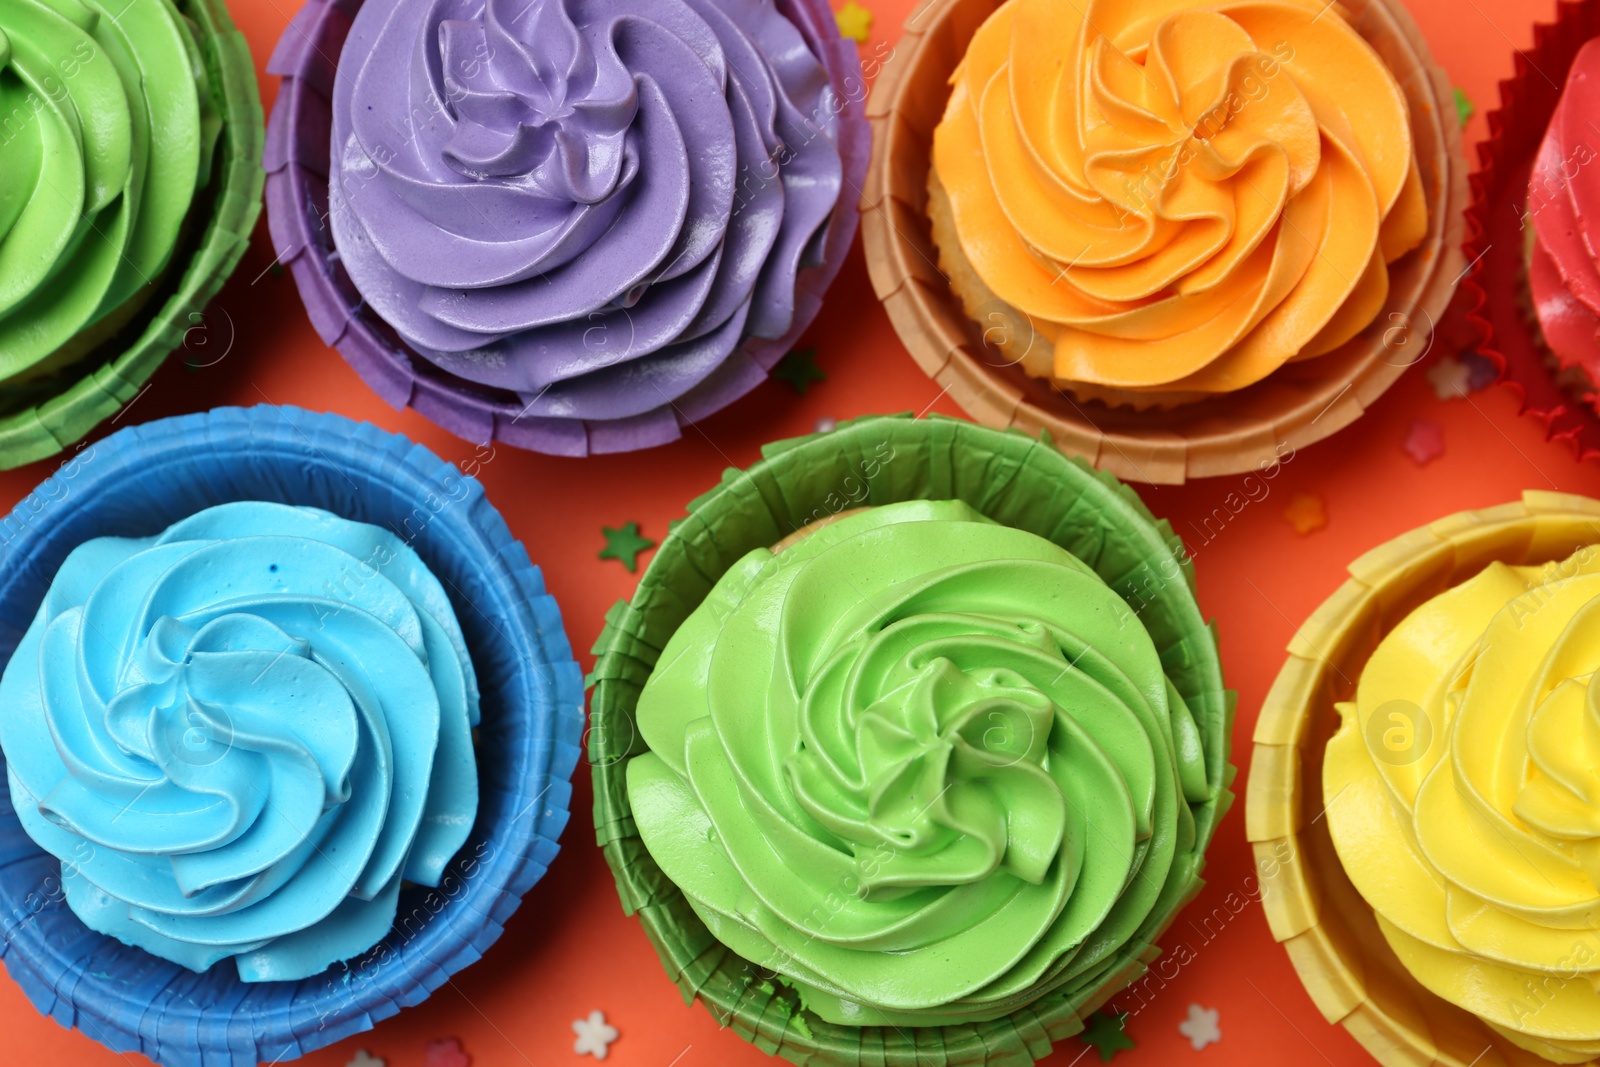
[
  {"xmin": 1526, "ymin": 39, "xmax": 1600, "ymax": 409},
  {"xmin": 1464, "ymin": 0, "xmax": 1600, "ymax": 461}
]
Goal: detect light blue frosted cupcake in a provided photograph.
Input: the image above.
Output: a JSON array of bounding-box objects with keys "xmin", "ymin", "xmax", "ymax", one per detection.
[{"xmin": 0, "ymin": 406, "xmax": 582, "ymax": 1066}]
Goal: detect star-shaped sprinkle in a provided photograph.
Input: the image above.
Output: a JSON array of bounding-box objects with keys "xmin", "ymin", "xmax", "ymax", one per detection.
[
  {"xmin": 423, "ymin": 1038, "xmax": 470, "ymax": 1067},
  {"xmin": 599, "ymin": 522, "xmax": 655, "ymax": 572},
  {"xmin": 1426, "ymin": 355, "xmax": 1472, "ymax": 400},
  {"xmin": 1455, "ymin": 87, "xmax": 1474, "ymax": 129},
  {"xmin": 1284, "ymin": 492, "xmax": 1327, "ymax": 536},
  {"xmin": 1460, "ymin": 351, "xmax": 1498, "ymax": 391},
  {"xmin": 1081, "ymin": 1010, "xmax": 1135, "ymax": 1062},
  {"xmin": 346, "ymin": 1053, "xmax": 384, "ymax": 1067},
  {"xmin": 1404, "ymin": 420, "xmax": 1445, "ymax": 466},
  {"xmin": 1179, "ymin": 1004, "xmax": 1221, "ymax": 1051},
  {"xmin": 573, "ymin": 1010, "xmax": 619, "ymax": 1060},
  {"xmin": 814, "ymin": 416, "xmax": 838, "ymax": 433},
  {"xmin": 835, "ymin": 1, "xmax": 873, "ymax": 42},
  {"xmin": 773, "ymin": 347, "xmax": 826, "ymax": 394}
]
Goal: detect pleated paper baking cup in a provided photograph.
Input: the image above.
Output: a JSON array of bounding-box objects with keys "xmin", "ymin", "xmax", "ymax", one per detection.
[
  {"xmin": 861, "ymin": 0, "xmax": 1468, "ymax": 485},
  {"xmin": 0, "ymin": 406, "xmax": 584, "ymax": 1066},
  {"xmin": 1247, "ymin": 491, "xmax": 1600, "ymax": 1067},
  {"xmin": 588, "ymin": 414, "xmax": 1236, "ymax": 1067},
  {"xmin": 0, "ymin": 0, "xmax": 264, "ymax": 471},
  {"xmin": 264, "ymin": 0, "xmax": 870, "ymax": 457}
]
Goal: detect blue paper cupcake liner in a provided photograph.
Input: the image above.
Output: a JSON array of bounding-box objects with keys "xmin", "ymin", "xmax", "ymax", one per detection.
[{"xmin": 0, "ymin": 406, "xmax": 585, "ymax": 1066}]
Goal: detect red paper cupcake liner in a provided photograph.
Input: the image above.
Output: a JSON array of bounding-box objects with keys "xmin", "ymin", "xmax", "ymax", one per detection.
[{"xmin": 1463, "ymin": 0, "xmax": 1600, "ymax": 462}]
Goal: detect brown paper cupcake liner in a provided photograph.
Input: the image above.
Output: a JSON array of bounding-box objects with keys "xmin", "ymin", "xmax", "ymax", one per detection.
[
  {"xmin": 1462, "ymin": 0, "xmax": 1600, "ymax": 464},
  {"xmin": 1246, "ymin": 491, "xmax": 1600, "ymax": 1067},
  {"xmin": 862, "ymin": 0, "xmax": 1469, "ymax": 485}
]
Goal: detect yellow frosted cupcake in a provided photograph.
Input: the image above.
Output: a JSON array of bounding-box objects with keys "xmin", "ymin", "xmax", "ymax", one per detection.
[
  {"xmin": 1327, "ymin": 546, "xmax": 1600, "ymax": 1063},
  {"xmin": 1248, "ymin": 493, "xmax": 1600, "ymax": 1067}
]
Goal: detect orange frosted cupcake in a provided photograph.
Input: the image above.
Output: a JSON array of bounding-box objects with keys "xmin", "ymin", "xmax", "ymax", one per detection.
[
  {"xmin": 929, "ymin": 0, "xmax": 1428, "ymax": 408},
  {"xmin": 863, "ymin": 0, "xmax": 1466, "ymax": 483}
]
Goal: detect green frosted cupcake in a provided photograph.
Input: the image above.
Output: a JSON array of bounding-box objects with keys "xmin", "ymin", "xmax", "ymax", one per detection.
[
  {"xmin": 589, "ymin": 415, "xmax": 1234, "ymax": 1065},
  {"xmin": 0, "ymin": 0, "xmax": 262, "ymax": 468}
]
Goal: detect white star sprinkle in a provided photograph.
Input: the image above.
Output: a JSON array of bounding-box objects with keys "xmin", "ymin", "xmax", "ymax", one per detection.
[
  {"xmin": 573, "ymin": 1009, "xmax": 620, "ymax": 1059},
  {"xmin": 1178, "ymin": 1003, "xmax": 1221, "ymax": 1050},
  {"xmin": 1426, "ymin": 356, "xmax": 1472, "ymax": 400},
  {"xmin": 347, "ymin": 1052, "xmax": 385, "ymax": 1067}
]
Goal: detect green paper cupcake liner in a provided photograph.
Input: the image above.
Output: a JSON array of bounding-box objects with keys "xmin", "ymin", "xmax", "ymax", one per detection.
[
  {"xmin": 588, "ymin": 414, "xmax": 1237, "ymax": 1067},
  {"xmin": 0, "ymin": 0, "xmax": 265, "ymax": 471}
]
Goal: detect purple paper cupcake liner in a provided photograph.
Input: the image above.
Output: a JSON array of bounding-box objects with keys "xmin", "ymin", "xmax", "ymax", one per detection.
[
  {"xmin": 264, "ymin": 0, "xmax": 871, "ymax": 457},
  {"xmin": 0, "ymin": 406, "xmax": 585, "ymax": 1066}
]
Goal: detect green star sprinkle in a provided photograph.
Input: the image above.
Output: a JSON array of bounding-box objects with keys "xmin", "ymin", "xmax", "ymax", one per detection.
[
  {"xmin": 1454, "ymin": 87, "xmax": 1474, "ymax": 129},
  {"xmin": 1081, "ymin": 1010, "xmax": 1135, "ymax": 1062},
  {"xmin": 772, "ymin": 347, "xmax": 826, "ymax": 394},
  {"xmin": 599, "ymin": 522, "xmax": 655, "ymax": 572}
]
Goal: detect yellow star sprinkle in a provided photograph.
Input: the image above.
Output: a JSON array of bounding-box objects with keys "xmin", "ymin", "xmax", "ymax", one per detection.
[
  {"xmin": 1283, "ymin": 493, "xmax": 1327, "ymax": 537},
  {"xmin": 835, "ymin": 1, "xmax": 872, "ymax": 42}
]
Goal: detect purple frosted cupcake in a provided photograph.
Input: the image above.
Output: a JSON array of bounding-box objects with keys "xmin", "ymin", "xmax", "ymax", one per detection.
[{"xmin": 267, "ymin": 0, "xmax": 868, "ymax": 455}]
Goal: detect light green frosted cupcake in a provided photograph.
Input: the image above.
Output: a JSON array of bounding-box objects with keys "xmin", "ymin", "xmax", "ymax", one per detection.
[
  {"xmin": 0, "ymin": 0, "xmax": 262, "ymax": 468},
  {"xmin": 589, "ymin": 414, "xmax": 1235, "ymax": 1066}
]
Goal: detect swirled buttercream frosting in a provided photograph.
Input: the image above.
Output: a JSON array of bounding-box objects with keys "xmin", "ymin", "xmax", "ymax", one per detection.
[
  {"xmin": 0, "ymin": 0, "xmax": 219, "ymax": 398},
  {"xmin": 1528, "ymin": 39, "xmax": 1600, "ymax": 404},
  {"xmin": 1327, "ymin": 547, "xmax": 1600, "ymax": 1063},
  {"xmin": 0, "ymin": 502, "xmax": 481, "ymax": 982},
  {"xmin": 627, "ymin": 501, "xmax": 1214, "ymax": 1025},
  {"xmin": 328, "ymin": 0, "xmax": 846, "ymax": 421},
  {"xmin": 929, "ymin": 0, "xmax": 1428, "ymax": 403}
]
